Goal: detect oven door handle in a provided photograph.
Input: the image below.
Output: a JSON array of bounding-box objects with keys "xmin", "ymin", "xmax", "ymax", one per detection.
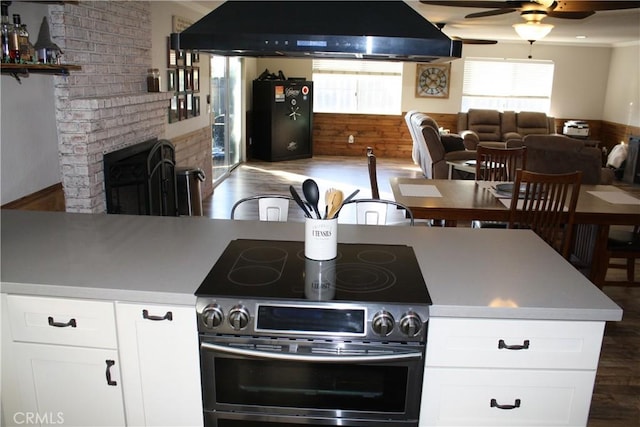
[{"xmin": 200, "ymin": 342, "xmax": 423, "ymax": 363}]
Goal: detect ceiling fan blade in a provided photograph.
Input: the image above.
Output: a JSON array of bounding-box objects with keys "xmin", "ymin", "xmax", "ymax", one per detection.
[
  {"xmin": 466, "ymin": 8, "xmax": 517, "ymax": 18},
  {"xmin": 419, "ymin": 1, "xmax": 524, "ymax": 9},
  {"xmin": 551, "ymin": 1, "xmax": 640, "ymax": 12},
  {"xmin": 546, "ymin": 10, "xmax": 595, "ymax": 19},
  {"xmin": 453, "ymin": 36, "xmax": 498, "ymax": 45}
]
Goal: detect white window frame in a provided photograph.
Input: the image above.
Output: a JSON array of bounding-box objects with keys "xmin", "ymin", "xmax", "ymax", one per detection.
[
  {"xmin": 461, "ymin": 57, "xmax": 554, "ymax": 113},
  {"xmin": 312, "ymin": 59, "xmax": 402, "ymax": 115}
]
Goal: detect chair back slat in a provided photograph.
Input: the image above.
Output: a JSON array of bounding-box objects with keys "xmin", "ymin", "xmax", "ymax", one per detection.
[{"xmin": 508, "ymin": 170, "xmax": 582, "ymax": 259}]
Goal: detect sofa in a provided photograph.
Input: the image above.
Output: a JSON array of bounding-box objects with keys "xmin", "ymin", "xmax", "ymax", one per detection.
[
  {"xmin": 508, "ymin": 134, "xmax": 613, "ymax": 185},
  {"xmin": 406, "ymin": 111, "xmax": 476, "ymax": 179},
  {"xmin": 457, "ymin": 109, "xmax": 556, "ymax": 150}
]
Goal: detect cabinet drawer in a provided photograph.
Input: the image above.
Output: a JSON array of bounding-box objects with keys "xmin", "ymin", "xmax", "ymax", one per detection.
[
  {"xmin": 421, "ymin": 368, "xmax": 595, "ymax": 426},
  {"xmin": 6, "ymin": 295, "xmax": 117, "ymax": 349},
  {"xmin": 426, "ymin": 318, "xmax": 604, "ymax": 370}
]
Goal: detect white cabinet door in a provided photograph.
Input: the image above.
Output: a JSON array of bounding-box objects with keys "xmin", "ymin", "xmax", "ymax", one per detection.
[
  {"xmin": 116, "ymin": 302, "xmax": 203, "ymax": 427},
  {"xmin": 4, "ymin": 342, "xmax": 126, "ymax": 427}
]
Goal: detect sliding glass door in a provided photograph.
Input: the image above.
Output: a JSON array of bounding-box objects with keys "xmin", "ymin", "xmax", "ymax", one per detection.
[{"xmin": 210, "ymin": 56, "xmax": 242, "ymax": 185}]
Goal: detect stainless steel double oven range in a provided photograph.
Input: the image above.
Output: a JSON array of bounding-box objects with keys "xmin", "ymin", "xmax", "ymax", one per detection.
[{"xmin": 195, "ymin": 239, "xmax": 431, "ymax": 426}]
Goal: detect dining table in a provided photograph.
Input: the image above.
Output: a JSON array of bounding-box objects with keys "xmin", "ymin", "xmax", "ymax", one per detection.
[{"xmin": 390, "ymin": 177, "xmax": 640, "ymax": 282}]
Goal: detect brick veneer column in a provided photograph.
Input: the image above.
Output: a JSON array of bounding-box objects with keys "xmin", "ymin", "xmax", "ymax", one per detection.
[{"xmin": 49, "ymin": 1, "xmax": 173, "ymax": 213}]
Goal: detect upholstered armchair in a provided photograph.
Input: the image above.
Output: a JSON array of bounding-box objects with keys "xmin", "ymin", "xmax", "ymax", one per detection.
[{"xmin": 408, "ymin": 112, "xmax": 476, "ymax": 179}]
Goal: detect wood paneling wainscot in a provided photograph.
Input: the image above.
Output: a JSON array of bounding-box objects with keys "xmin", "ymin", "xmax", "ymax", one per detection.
[
  {"xmin": 1, "ymin": 183, "xmax": 65, "ymax": 212},
  {"xmin": 312, "ymin": 112, "xmax": 458, "ymax": 159}
]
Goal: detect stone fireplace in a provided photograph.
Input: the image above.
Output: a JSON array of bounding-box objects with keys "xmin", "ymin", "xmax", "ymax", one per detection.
[{"xmin": 49, "ymin": 1, "xmax": 174, "ymax": 213}]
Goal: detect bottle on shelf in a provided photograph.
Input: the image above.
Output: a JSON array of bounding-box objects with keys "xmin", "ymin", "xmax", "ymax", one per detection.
[
  {"xmin": 1, "ymin": 1, "xmax": 12, "ymax": 62},
  {"xmin": 147, "ymin": 68, "xmax": 160, "ymax": 92},
  {"xmin": 12, "ymin": 13, "xmax": 30, "ymax": 62}
]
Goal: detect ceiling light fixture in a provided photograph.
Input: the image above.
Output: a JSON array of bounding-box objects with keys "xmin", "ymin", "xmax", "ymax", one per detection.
[
  {"xmin": 513, "ymin": 9, "xmax": 553, "ymax": 41},
  {"xmin": 513, "ymin": 21, "xmax": 554, "ymax": 41}
]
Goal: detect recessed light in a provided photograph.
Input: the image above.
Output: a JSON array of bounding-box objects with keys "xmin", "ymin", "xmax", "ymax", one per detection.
[{"xmin": 576, "ymin": 35, "xmax": 587, "ymax": 39}]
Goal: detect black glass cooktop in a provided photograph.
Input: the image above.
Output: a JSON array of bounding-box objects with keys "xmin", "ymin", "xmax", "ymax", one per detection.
[{"xmin": 196, "ymin": 239, "xmax": 431, "ymax": 305}]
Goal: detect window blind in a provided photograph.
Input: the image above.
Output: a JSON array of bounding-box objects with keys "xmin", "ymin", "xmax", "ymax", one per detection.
[
  {"xmin": 463, "ymin": 58, "xmax": 554, "ymax": 98},
  {"xmin": 461, "ymin": 58, "xmax": 554, "ymax": 112}
]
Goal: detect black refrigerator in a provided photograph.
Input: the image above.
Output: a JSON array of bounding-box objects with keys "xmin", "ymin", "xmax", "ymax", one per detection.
[{"xmin": 252, "ymin": 80, "xmax": 313, "ymax": 161}]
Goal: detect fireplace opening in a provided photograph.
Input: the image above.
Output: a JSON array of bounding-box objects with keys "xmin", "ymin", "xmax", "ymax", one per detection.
[{"xmin": 103, "ymin": 138, "xmax": 178, "ymax": 216}]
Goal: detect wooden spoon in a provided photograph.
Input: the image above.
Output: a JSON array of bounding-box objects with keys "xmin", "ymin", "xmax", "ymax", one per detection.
[{"xmin": 326, "ymin": 189, "xmax": 344, "ymax": 219}]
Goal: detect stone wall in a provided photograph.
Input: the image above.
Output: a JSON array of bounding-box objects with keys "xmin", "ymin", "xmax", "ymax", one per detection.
[{"xmin": 49, "ymin": 1, "xmax": 172, "ymax": 213}]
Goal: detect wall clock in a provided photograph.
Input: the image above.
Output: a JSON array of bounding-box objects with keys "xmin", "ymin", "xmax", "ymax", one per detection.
[{"xmin": 416, "ymin": 63, "xmax": 450, "ymax": 98}]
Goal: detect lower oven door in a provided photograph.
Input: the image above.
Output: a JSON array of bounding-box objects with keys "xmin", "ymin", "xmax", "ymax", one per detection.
[{"xmin": 200, "ymin": 335, "xmax": 425, "ymax": 426}]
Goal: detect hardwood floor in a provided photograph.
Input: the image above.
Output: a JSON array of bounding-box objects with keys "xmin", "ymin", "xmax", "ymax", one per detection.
[
  {"xmin": 202, "ymin": 155, "xmax": 639, "ymax": 426},
  {"xmin": 203, "ymin": 155, "xmax": 425, "ymax": 221}
]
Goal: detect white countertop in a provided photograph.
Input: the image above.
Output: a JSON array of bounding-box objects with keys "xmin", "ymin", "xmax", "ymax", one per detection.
[{"xmin": 0, "ymin": 210, "xmax": 622, "ymax": 321}]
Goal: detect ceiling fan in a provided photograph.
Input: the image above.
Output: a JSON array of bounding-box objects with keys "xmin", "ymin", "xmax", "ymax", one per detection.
[
  {"xmin": 418, "ymin": 1, "xmax": 640, "ymax": 20},
  {"xmin": 435, "ymin": 22, "xmax": 497, "ymax": 45}
]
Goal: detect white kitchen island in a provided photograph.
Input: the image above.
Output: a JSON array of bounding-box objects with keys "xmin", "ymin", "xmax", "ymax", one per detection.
[{"xmin": 1, "ymin": 210, "xmax": 622, "ymax": 427}]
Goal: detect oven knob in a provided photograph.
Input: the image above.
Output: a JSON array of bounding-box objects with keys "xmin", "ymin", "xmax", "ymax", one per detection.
[
  {"xmin": 201, "ymin": 304, "xmax": 224, "ymax": 329},
  {"xmin": 228, "ymin": 305, "xmax": 250, "ymax": 330},
  {"xmin": 372, "ymin": 311, "xmax": 395, "ymax": 336},
  {"xmin": 399, "ymin": 312, "xmax": 422, "ymax": 337}
]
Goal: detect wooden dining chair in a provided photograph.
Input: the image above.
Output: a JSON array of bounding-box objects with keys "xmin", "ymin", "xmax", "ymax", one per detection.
[
  {"xmin": 475, "ymin": 145, "xmax": 527, "ymax": 181},
  {"xmin": 594, "ymin": 225, "xmax": 640, "ymax": 287},
  {"xmin": 472, "ymin": 146, "xmax": 526, "ymax": 228},
  {"xmin": 366, "ymin": 147, "xmax": 380, "ymax": 199},
  {"xmin": 508, "ymin": 170, "xmax": 583, "ymax": 259}
]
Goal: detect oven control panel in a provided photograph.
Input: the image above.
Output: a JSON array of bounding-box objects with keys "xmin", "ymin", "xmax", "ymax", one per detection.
[{"xmin": 196, "ymin": 298, "xmax": 429, "ymax": 342}]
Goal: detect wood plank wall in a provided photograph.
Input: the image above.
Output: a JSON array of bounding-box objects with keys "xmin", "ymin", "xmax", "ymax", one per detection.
[{"xmin": 314, "ymin": 113, "xmax": 640, "ymax": 158}]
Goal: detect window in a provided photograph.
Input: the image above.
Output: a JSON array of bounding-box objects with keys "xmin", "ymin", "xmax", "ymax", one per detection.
[
  {"xmin": 312, "ymin": 60, "xmax": 402, "ymax": 115},
  {"xmin": 461, "ymin": 58, "xmax": 554, "ymax": 113}
]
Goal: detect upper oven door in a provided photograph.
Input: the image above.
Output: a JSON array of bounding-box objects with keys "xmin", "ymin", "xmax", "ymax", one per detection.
[{"xmin": 200, "ymin": 335, "xmax": 425, "ymax": 422}]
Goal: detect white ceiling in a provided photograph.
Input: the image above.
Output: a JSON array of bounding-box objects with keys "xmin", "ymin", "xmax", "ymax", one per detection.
[
  {"xmin": 186, "ymin": 1, "xmax": 640, "ymax": 47},
  {"xmin": 408, "ymin": 1, "xmax": 640, "ymax": 46}
]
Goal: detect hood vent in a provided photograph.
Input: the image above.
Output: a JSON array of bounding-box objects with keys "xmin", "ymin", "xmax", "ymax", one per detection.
[{"xmin": 171, "ymin": 1, "xmax": 462, "ymax": 63}]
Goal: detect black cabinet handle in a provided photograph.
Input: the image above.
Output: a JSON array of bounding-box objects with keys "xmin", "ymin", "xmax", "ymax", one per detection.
[
  {"xmin": 105, "ymin": 360, "xmax": 117, "ymax": 386},
  {"xmin": 142, "ymin": 309, "xmax": 173, "ymax": 321},
  {"xmin": 491, "ymin": 398, "xmax": 521, "ymax": 410},
  {"xmin": 498, "ymin": 339, "xmax": 530, "ymax": 350},
  {"xmin": 48, "ymin": 316, "xmax": 77, "ymax": 328}
]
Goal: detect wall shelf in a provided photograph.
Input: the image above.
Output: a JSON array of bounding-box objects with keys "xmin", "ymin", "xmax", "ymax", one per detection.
[{"xmin": 1, "ymin": 63, "xmax": 82, "ymax": 83}]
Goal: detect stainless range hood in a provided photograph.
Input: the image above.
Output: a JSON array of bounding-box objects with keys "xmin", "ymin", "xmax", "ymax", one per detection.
[{"xmin": 171, "ymin": 1, "xmax": 462, "ymax": 63}]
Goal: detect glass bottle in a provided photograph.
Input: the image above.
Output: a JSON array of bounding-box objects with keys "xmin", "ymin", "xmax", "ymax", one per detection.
[
  {"xmin": 1, "ymin": 1, "xmax": 11, "ymax": 62},
  {"xmin": 7, "ymin": 12, "xmax": 19, "ymax": 62},
  {"xmin": 12, "ymin": 14, "xmax": 29, "ymax": 62},
  {"xmin": 147, "ymin": 68, "xmax": 160, "ymax": 92}
]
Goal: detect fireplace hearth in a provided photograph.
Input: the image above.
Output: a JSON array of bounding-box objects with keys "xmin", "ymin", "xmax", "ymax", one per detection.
[{"xmin": 103, "ymin": 139, "xmax": 178, "ymax": 216}]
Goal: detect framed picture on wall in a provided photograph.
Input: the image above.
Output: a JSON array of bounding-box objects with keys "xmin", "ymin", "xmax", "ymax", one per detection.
[
  {"xmin": 167, "ymin": 37, "xmax": 177, "ymax": 67},
  {"xmin": 168, "ymin": 97, "xmax": 179, "ymax": 123},
  {"xmin": 178, "ymin": 68, "xmax": 185, "ymax": 92},
  {"xmin": 167, "ymin": 70, "xmax": 176, "ymax": 91},
  {"xmin": 186, "ymin": 93, "xmax": 193, "ymax": 118},
  {"xmin": 416, "ymin": 63, "xmax": 451, "ymax": 98},
  {"xmin": 178, "ymin": 95, "xmax": 187, "ymax": 120},
  {"xmin": 192, "ymin": 68, "xmax": 199, "ymax": 92},
  {"xmin": 185, "ymin": 68, "xmax": 193, "ymax": 91}
]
